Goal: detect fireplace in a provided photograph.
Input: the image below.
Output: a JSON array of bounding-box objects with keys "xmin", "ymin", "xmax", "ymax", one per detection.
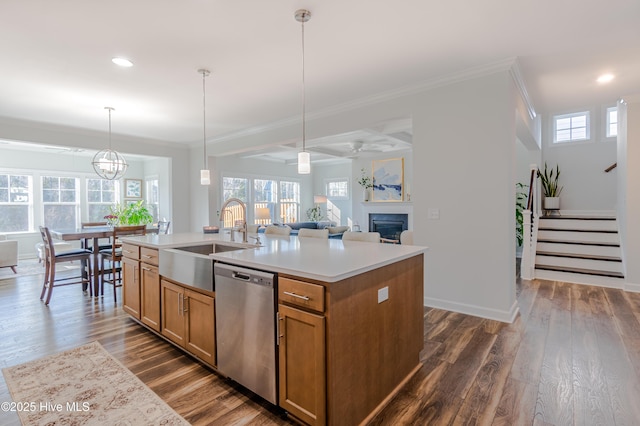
[{"xmin": 369, "ymin": 213, "xmax": 408, "ymax": 243}]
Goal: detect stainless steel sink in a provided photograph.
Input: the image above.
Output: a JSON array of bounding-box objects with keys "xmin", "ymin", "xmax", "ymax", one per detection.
[{"xmin": 159, "ymin": 243, "xmax": 250, "ymax": 291}]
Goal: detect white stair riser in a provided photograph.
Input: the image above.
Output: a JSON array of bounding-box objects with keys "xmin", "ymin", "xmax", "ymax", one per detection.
[
  {"xmin": 537, "ymin": 230, "xmax": 619, "ymax": 244},
  {"xmin": 535, "ymin": 256, "xmax": 623, "ymax": 273},
  {"xmin": 539, "ymin": 219, "xmax": 617, "ymax": 231},
  {"xmin": 534, "ymin": 269, "xmax": 624, "ymax": 288},
  {"xmin": 536, "ymin": 242, "xmax": 621, "ymax": 258}
]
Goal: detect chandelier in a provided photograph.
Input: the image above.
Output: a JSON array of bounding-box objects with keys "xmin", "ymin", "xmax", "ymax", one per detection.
[{"xmin": 92, "ymin": 107, "xmax": 128, "ymax": 180}]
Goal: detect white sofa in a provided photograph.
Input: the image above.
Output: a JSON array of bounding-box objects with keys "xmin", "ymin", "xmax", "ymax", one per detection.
[{"xmin": 0, "ymin": 234, "xmax": 18, "ymax": 274}]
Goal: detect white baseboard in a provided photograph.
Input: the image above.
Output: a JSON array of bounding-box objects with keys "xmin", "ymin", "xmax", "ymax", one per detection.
[
  {"xmin": 556, "ymin": 209, "xmax": 616, "ymax": 217},
  {"xmin": 624, "ymin": 281, "xmax": 640, "ymax": 293},
  {"xmin": 424, "ymin": 296, "xmax": 519, "ymax": 323}
]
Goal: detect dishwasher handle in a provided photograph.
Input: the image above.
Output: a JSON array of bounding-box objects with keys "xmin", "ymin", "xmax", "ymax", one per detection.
[{"xmin": 232, "ymin": 271, "xmax": 251, "ymax": 281}]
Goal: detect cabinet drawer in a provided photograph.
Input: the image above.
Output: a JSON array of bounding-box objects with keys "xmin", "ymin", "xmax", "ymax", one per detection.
[
  {"xmin": 122, "ymin": 243, "xmax": 140, "ymax": 260},
  {"xmin": 140, "ymin": 247, "xmax": 159, "ymax": 266},
  {"xmin": 279, "ymin": 277, "xmax": 324, "ymax": 313}
]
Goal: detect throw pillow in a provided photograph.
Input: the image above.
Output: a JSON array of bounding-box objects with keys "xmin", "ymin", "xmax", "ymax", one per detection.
[{"xmin": 328, "ymin": 225, "xmax": 350, "ymax": 234}]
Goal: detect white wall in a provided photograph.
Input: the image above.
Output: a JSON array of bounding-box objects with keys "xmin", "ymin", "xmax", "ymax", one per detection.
[
  {"xmin": 541, "ymin": 110, "xmax": 617, "ymax": 212},
  {"xmin": 618, "ymin": 96, "xmax": 640, "ymax": 291}
]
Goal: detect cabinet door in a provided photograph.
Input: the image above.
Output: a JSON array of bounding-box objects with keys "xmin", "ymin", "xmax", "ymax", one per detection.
[
  {"xmin": 185, "ymin": 289, "xmax": 216, "ymax": 366},
  {"xmin": 161, "ymin": 279, "xmax": 186, "ymax": 346},
  {"xmin": 140, "ymin": 263, "xmax": 161, "ymax": 332},
  {"xmin": 122, "ymin": 257, "xmax": 140, "ymax": 319},
  {"xmin": 278, "ymin": 304, "xmax": 326, "ymax": 426}
]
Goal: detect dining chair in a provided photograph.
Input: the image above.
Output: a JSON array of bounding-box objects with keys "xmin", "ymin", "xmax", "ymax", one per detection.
[
  {"xmin": 297, "ymin": 228, "xmax": 329, "ymax": 239},
  {"xmin": 264, "ymin": 225, "xmax": 292, "ymax": 236},
  {"xmin": 38, "ymin": 226, "xmax": 93, "ymax": 305},
  {"xmin": 99, "ymin": 225, "xmax": 146, "ymax": 302},
  {"xmin": 156, "ymin": 220, "xmax": 171, "ymax": 234},
  {"xmin": 400, "ymin": 230, "xmax": 414, "ymax": 245},
  {"xmin": 341, "ymin": 231, "xmax": 381, "ymax": 243},
  {"xmin": 81, "ymin": 221, "xmax": 111, "ymax": 250}
]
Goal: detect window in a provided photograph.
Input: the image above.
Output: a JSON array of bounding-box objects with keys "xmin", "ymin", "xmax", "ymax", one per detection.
[
  {"xmin": 553, "ymin": 111, "xmax": 590, "ymax": 143},
  {"xmin": 606, "ymin": 106, "xmax": 618, "ymax": 138},
  {"xmin": 87, "ymin": 178, "xmax": 118, "ymax": 222},
  {"xmin": 42, "ymin": 176, "xmax": 79, "ymax": 229},
  {"xmin": 279, "ymin": 181, "xmax": 300, "ymax": 223},
  {"xmin": 146, "ymin": 179, "xmax": 159, "ymax": 221},
  {"xmin": 0, "ymin": 173, "xmax": 32, "ymax": 232},
  {"xmin": 325, "ymin": 178, "xmax": 349, "ymax": 200},
  {"xmin": 222, "ymin": 175, "xmax": 300, "ymax": 225},
  {"xmin": 222, "ymin": 177, "xmax": 248, "ymax": 202}
]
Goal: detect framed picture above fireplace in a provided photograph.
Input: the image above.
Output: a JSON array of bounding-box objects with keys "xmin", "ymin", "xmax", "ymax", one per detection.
[{"xmin": 372, "ymin": 158, "xmax": 404, "ymax": 202}]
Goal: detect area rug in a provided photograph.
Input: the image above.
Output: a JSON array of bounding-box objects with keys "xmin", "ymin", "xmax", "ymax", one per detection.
[{"xmin": 2, "ymin": 341, "xmax": 189, "ymax": 425}]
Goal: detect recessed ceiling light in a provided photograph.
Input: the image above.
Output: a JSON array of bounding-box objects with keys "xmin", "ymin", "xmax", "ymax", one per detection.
[
  {"xmin": 112, "ymin": 57, "xmax": 133, "ymax": 67},
  {"xmin": 597, "ymin": 73, "xmax": 614, "ymax": 83}
]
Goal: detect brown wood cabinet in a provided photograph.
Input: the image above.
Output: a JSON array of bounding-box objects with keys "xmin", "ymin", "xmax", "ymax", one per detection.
[
  {"xmin": 161, "ymin": 278, "xmax": 216, "ymax": 366},
  {"xmin": 278, "ymin": 303, "xmax": 326, "ymax": 426},
  {"xmin": 278, "ymin": 255, "xmax": 424, "ymax": 426},
  {"xmin": 122, "ymin": 244, "xmax": 160, "ymax": 330},
  {"xmin": 140, "ymin": 263, "xmax": 161, "ymax": 331},
  {"xmin": 122, "ymin": 254, "xmax": 141, "ymax": 318}
]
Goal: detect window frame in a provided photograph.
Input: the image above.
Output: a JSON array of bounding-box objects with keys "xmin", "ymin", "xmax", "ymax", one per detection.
[
  {"xmin": 324, "ymin": 178, "xmax": 350, "ymax": 200},
  {"xmin": 552, "ymin": 111, "xmax": 591, "ymax": 145},
  {"xmin": 606, "ymin": 106, "xmax": 618, "ymax": 139},
  {"xmin": 0, "ymin": 172, "xmax": 33, "ymax": 233},
  {"xmin": 221, "ymin": 173, "xmax": 301, "ymax": 225}
]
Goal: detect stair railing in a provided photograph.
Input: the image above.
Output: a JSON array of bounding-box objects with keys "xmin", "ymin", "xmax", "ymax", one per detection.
[{"xmin": 520, "ymin": 164, "xmax": 539, "ymax": 280}]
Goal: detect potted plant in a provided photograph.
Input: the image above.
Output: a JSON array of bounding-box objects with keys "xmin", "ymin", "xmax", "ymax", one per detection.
[
  {"xmin": 106, "ymin": 200, "xmax": 154, "ymax": 226},
  {"xmin": 516, "ymin": 182, "xmax": 528, "ymax": 246},
  {"xmin": 357, "ymin": 168, "xmax": 373, "ymax": 202},
  {"xmin": 537, "ymin": 162, "xmax": 563, "ymax": 210},
  {"xmin": 306, "ymin": 205, "xmax": 324, "ymax": 221}
]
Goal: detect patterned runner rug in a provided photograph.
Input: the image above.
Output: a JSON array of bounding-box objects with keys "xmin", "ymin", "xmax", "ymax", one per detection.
[{"xmin": 2, "ymin": 341, "xmax": 189, "ymax": 425}]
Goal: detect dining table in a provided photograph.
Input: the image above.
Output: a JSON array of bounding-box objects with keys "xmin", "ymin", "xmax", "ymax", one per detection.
[{"xmin": 49, "ymin": 226, "xmax": 158, "ymax": 297}]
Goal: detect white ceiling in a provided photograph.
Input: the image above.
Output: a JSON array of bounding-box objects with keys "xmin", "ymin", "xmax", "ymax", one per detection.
[{"xmin": 1, "ymin": 0, "xmax": 639, "ymax": 161}]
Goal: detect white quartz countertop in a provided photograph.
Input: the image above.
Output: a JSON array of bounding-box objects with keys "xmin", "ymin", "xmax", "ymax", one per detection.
[{"xmin": 121, "ymin": 232, "xmax": 428, "ymax": 283}]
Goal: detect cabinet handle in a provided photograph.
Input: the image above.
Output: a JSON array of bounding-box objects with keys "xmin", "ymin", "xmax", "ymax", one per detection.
[
  {"xmin": 142, "ymin": 266, "xmax": 151, "ymax": 271},
  {"xmin": 142, "ymin": 255, "xmax": 152, "ymax": 259},
  {"xmin": 183, "ymin": 296, "xmax": 189, "ymax": 314},
  {"xmin": 283, "ymin": 291, "xmax": 310, "ymax": 301},
  {"xmin": 277, "ymin": 314, "xmax": 284, "ymax": 346},
  {"xmin": 124, "ymin": 250, "xmax": 133, "ymax": 254}
]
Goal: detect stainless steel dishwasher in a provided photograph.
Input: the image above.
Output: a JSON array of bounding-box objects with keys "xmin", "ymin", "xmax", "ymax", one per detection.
[{"xmin": 214, "ymin": 262, "xmax": 277, "ymax": 404}]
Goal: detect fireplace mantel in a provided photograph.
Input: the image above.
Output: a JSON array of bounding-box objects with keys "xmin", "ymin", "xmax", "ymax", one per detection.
[{"xmin": 359, "ymin": 202, "xmax": 413, "ymax": 232}]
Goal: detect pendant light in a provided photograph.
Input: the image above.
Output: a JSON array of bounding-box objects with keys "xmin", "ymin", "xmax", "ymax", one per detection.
[
  {"xmin": 198, "ymin": 68, "xmax": 211, "ymax": 185},
  {"xmin": 295, "ymin": 9, "xmax": 311, "ymax": 174},
  {"xmin": 92, "ymin": 107, "xmax": 128, "ymax": 180}
]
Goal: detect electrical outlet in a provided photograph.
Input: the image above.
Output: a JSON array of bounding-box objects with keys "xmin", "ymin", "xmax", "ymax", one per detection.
[
  {"xmin": 378, "ymin": 286, "xmax": 389, "ymax": 303},
  {"xmin": 428, "ymin": 208, "xmax": 440, "ymax": 220}
]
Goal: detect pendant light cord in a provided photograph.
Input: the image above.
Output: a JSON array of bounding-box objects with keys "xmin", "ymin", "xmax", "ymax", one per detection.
[
  {"xmin": 301, "ymin": 15, "xmax": 306, "ymax": 153},
  {"xmin": 202, "ymin": 71, "xmax": 207, "ymax": 169}
]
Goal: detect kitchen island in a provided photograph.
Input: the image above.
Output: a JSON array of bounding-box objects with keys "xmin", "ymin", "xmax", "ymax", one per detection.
[{"xmin": 120, "ymin": 232, "xmax": 427, "ymax": 426}]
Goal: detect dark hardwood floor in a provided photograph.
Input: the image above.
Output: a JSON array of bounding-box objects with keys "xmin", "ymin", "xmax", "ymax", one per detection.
[{"xmin": 1, "ymin": 269, "xmax": 640, "ymax": 425}]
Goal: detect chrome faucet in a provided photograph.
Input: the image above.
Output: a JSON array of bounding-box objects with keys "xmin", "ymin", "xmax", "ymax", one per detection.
[{"xmin": 219, "ymin": 198, "xmax": 248, "ymax": 243}]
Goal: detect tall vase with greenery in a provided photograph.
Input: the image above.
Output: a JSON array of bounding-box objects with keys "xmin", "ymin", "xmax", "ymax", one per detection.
[
  {"xmin": 357, "ymin": 168, "xmax": 373, "ymax": 202},
  {"xmin": 537, "ymin": 162, "xmax": 563, "ymax": 210}
]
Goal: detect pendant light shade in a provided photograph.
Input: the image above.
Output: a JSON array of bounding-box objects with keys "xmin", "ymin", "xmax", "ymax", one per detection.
[
  {"xmin": 298, "ymin": 151, "xmax": 310, "ymax": 174},
  {"xmin": 92, "ymin": 107, "xmax": 128, "ymax": 180},
  {"xmin": 296, "ymin": 9, "xmax": 311, "ymax": 175},
  {"xmin": 198, "ymin": 68, "xmax": 211, "ymax": 185}
]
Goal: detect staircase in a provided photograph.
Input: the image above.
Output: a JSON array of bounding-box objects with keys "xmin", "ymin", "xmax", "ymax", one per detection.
[{"xmin": 534, "ymin": 215, "xmax": 625, "ymax": 287}]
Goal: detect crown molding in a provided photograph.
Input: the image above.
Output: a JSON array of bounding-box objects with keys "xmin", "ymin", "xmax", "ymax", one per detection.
[
  {"xmin": 210, "ymin": 58, "xmax": 520, "ymax": 144},
  {"xmin": 509, "ymin": 58, "xmax": 537, "ymax": 120}
]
